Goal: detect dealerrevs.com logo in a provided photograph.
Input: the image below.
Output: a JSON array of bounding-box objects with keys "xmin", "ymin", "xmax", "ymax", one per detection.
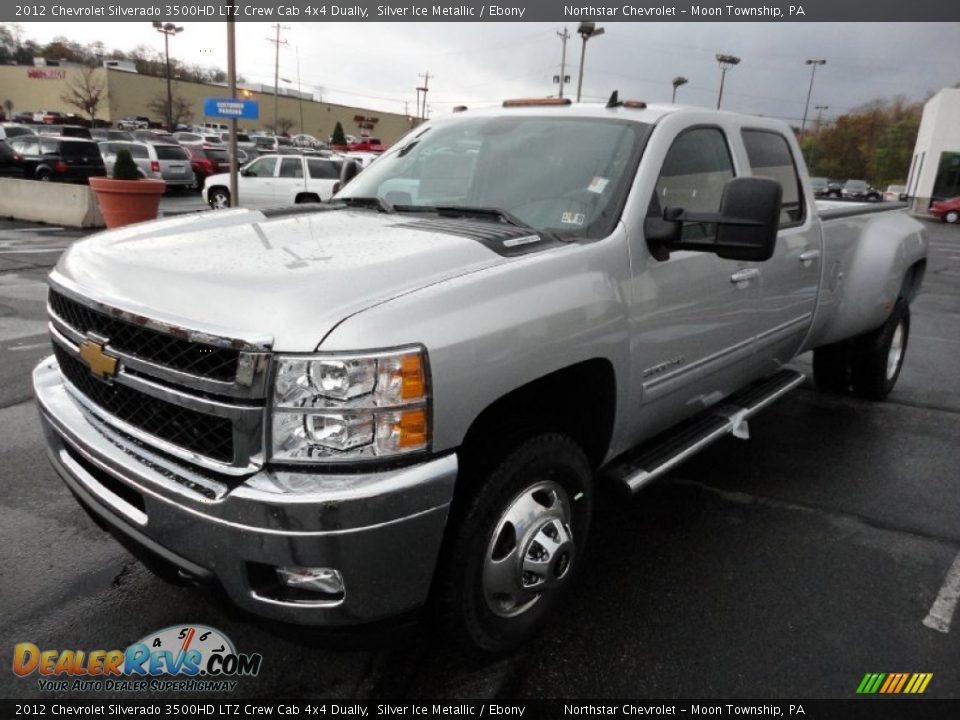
[{"xmin": 13, "ymin": 624, "xmax": 263, "ymax": 693}]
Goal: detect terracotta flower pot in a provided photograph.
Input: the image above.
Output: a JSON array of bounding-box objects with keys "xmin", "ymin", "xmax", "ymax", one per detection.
[{"xmin": 89, "ymin": 177, "xmax": 167, "ymax": 229}]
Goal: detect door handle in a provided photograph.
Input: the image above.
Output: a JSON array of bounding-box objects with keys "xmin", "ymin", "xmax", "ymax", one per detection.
[
  {"xmin": 730, "ymin": 268, "xmax": 761, "ymax": 286},
  {"xmin": 799, "ymin": 249, "xmax": 821, "ymax": 265}
]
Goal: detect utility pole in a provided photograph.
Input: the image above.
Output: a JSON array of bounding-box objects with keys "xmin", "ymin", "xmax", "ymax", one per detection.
[
  {"xmin": 267, "ymin": 23, "xmax": 290, "ymax": 134},
  {"xmin": 417, "ymin": 71, "xmax": 432, "ymax": 123},
  {"xmin": 296, "ymin": 45, "xmax": 304, "ymax": 135},
  {"xmin": 226, "ymin": 9, "xmax": 238, "ymax": 207},
  {"xmin": 814, "ymin": 104, "xmax": 829, "ymax": 134},
  {"xmin": 556, "ymin": 27, "xmax": 570, "ymax": 98},
  {"xmin": 715, "ymin": 53, "xmax": 741, "ymax": 110},
  {"xmin": 800, "ymin": 59, "xmax": 826, "ymax": 140}
]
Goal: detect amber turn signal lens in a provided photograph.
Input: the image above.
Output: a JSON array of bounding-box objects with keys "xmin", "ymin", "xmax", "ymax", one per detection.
[
  {"xmin": 400, "ymin": 354, "xmax": 426, "ymax": 400},
  {"xmin": 396, "ymin": 408, "xmax": 428, "ymax": 449}
]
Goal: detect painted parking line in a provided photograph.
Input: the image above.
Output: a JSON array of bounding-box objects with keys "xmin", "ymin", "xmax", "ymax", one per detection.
[
  {"xmin": 11, "ymin": 227, "xmax": 64, "ymax": 233},
  {"xmin": 923, "ymin": 551, "xmax": 960, "ymax": 634},
  {"xmin": 10, "ymin": 341, "xmax": 51, "ymax": 352}
]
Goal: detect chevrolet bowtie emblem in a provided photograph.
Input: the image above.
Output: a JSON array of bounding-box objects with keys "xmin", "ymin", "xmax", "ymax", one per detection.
[{"xmin": 78, "ymin": 340, "xmax": 119, "ymax": 380}]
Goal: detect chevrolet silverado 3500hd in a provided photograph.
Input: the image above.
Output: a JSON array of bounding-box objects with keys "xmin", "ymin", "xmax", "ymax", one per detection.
[{"xmin": 34, "ymin": 99, "xmax": 927, "ymax": 653}]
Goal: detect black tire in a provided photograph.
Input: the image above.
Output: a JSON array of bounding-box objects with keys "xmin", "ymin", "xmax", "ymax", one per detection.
[
  {"xmin": 813, "ymin": 341, "xmax": 852, "ymax": 393},
  {"xmin": 945, "ymin": 210, "xmax": 959, "ymax": 225},
  {"xmin": 850, "ymin": 298, "xmax": 910, "ymax": 401},
  {"xmin": 36, "ymin": 169, "xmax": 52, "ymax": 182},
  {"xmin": 208, "ymin": 187, "xmax": 230, "ymax": 209},
  {"xmin": 434, "ymin": 433, "xmax": 593, "ymax": 656}
]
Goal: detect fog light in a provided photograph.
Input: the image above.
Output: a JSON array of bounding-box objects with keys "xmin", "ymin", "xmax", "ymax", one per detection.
[{"xmin": 276, "ymin": 566, "xmax": 344, "ymax": 596}]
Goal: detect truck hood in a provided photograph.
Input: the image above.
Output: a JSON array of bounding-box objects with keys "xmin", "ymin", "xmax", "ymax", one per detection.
[{"xmin": 54, "ymin": 208, "xmax": 510, "ymax": 350}]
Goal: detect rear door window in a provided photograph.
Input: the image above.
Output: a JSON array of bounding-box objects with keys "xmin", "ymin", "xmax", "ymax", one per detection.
[
  {"xmin": 307, "ymin": 159, "xmax": 339, "ymax": 179},
  {"xmin": 60, "ymin": 142, "xmax": 99, "ymax": 158},
  {"xmin": 155, "ymin": 146, "xmax": 189, "ymax": 161},
  {"xmin": 278, "ymin": 157, "xmax": 304, "ymax": 178},
  {"xmin": 126, "ymin": 144, "xmax": 149, "ymax": 159},
  {"xmin": 741, "ymin": 129, "xmax": 804, "ymax": 226}
]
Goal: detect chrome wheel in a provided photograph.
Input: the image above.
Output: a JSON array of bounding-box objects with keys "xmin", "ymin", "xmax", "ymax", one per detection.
[
  {"xmin": 945, "ymin": 210, "xmax": 959, "ymax": 224},
  {"xmin": 482, "ymin": 480, "xmax": 575, "ymax": 618},
  {"xmin": 886, "ymin": 319, "xmax": 905, "ymax": 381}
]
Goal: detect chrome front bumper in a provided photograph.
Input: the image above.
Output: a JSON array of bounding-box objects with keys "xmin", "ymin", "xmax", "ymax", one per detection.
[{"xmin": 34, "ymin": 355, "xmax": 457, "ymax": 625}]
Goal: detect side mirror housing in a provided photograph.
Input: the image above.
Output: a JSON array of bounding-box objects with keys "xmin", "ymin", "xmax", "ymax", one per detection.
[{"xmin": 645, "ymin": 177, "xmax": 782, "ymax": 262}]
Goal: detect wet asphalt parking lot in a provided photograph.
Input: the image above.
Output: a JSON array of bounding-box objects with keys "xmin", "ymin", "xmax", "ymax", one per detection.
[{"xmin": 1, "ymin": 198, "xmax": 958, "ymax": 700}]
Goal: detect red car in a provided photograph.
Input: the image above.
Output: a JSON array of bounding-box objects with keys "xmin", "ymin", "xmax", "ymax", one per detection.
[
  {"xmin": 185, "ymin": 145, "xmax": 230, "ymax": 190},
  {"xmin": 348, "ymin": 137, "xmax": 387, "ymax": 153},
  {"xmin": 930, "ymin": 196, "xmax": 960, "ymax": 224}
]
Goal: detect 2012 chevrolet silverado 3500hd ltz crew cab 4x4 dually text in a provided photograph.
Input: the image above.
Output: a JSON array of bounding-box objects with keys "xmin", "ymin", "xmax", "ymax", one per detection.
[{"xmin": 34, "ymin": 98, "xmax": 928, "ymax": 654}]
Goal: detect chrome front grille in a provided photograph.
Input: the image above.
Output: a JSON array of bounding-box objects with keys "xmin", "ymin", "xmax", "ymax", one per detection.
[{"xmin": 46, "ymin": 280, "xmax": 271, "ymax": 475}]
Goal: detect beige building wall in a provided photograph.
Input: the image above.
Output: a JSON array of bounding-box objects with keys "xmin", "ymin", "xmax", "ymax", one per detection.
[
  {"xmin": 0, "ymin": 65, "xmax": 412, "ymax": 143},
  {"xmin": 0, "ymin": 65, "xmax": 110, "ymax": 122}
]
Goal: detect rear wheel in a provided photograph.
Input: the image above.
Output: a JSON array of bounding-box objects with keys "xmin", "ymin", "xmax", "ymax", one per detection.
[
  {"xmin": 850, "ymin": 298, "xmax": 910, "ymax": 400},
  {"xmin": 434, "ymin": 433, "xmax": 592, "ymax": 656},
  {"xmin": 945, "ymin": 210, "xmax": 959, "ymax": 224},
  {"xmin": 208, "ymin": 187, "xmax": 230, "ymax": 209},
  {"xmin": 36, "ymin": 169, "xmax": 52, "ymax": 182}
]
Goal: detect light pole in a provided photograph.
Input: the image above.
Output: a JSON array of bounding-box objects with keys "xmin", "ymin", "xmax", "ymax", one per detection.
[
  {"xmin": 671, "ymin": 76, "xmax": 688, "ymax": 103},
  {"xmin": 152, "ymin": 21, "xmax": 183, "ymax": 131},
  {"xmin": 575, "ymin": 22, "xmax": 605, "ymax": 103},
  {"xmin": 800, "ymin": 59, "xmax": 826, "ymax": 139},
  {"xmin": 715, "ymin": 54, "xmax": 740, "ymax": 110}
]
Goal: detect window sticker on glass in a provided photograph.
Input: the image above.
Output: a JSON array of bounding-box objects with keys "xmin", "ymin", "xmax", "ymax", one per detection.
[
  {"xmin": 561, "ymin": 211, "xmax": 586, "ymax": 225},
  {"xmin": 588, "ymin": 176, "xmax": 609, "ymax": 194}
]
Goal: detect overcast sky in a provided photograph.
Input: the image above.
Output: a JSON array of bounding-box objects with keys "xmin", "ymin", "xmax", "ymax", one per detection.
[{"xmin": 12, "ymin": 21, "xmax": 960, "ymax": 122}]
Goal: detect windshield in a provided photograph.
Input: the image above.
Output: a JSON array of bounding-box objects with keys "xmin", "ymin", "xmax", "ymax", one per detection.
[{"xmin": 338, "ymin": 115, "xmax": 650, "ymax": 238}]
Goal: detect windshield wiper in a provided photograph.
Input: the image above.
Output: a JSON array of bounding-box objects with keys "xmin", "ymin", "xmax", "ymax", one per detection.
[{"xmin": 339, "ymin": 196, "xmax": 395, "ymax": 214}]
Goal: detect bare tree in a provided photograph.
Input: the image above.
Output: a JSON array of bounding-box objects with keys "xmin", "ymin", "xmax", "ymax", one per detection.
[
  {"xmin": 60, "ymin": 67, "xmax": 106, "ymax": 126},
  {"xmin": 147, "ymin": 93, "xmax": 194, "ymax": 130},
  {"xmin": 269, "ymin": 117, "xmax": 295, "ymax": 136}
]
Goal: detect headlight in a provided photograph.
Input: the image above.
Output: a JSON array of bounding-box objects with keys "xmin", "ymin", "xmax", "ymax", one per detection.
[{"xmin": 270, "ymin": 347, "xmax": 430, "ymax": 463}]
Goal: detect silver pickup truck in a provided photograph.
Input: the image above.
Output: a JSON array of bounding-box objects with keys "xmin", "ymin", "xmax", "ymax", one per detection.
[{"xmin": 34, "ymin": 100, "xmax": 927, "ymax": 654}]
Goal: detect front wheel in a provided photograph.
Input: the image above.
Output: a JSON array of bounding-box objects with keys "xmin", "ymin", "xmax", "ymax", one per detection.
[
  {"xmin": 434, "ymin": 433, "xmax": 593, "ymax": 655},
  {"xmin": 945, "ymin": 210, "xmax": 959, "ymax": 224},
  {"xmin": 850, "ymin": 298, "xmax": 910, "ymax": 400},
  {"xmin": 208, "ymin": 187, "xmax": 230, "ymax": 209}
]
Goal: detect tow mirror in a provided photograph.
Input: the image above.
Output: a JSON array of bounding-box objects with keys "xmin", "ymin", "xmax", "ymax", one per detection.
[
  {"xmin": 645, "ymin": 177, "xmax": 782, "ymax": 262},
  {"xmin": 339, "ymin": 159, "xmax": 362, "ymax": 189}
]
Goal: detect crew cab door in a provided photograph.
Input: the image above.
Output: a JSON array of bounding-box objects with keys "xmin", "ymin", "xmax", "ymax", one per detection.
[
  {"xmin": 240, "ymin": 156, "xmax": 278, "ymax": 206},
  {"xmin": 625, "ymin": 125, "xmax": 769, "ymax": 439},
  {"xmin": 737, "ymin": 128, "xmax": 821, "ymax": 362}
]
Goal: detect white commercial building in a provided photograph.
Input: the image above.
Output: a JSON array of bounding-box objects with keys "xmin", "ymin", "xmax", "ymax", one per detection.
[{"xmin": 907, "ymin": 88, "xmax": 960, "ymax": 212}]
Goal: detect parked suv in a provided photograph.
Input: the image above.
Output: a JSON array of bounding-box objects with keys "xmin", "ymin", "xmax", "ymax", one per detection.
[
  {"xmin": 842, "ymin": 179, "xmax": 881, "ymax": 201},
  {"xmin": 185, "ymin": 145, "xmax": 231, "ymax": 189},
  {"xmin": 8, "ymin": 136, "xmax": 105, "ymax": 182},
  {"xmin": 203, "ymin": 153, "xmax": 342, "ymax": 208},
  {"xmin": 0, "ymin": 123, "xmax": 38, "ymax": 141}
]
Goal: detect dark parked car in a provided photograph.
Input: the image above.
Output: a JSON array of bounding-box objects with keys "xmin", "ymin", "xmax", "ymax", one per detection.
[
  {"xmin": 842, "ymin": 179, "xmax": 881, "ymax": 201},
  {"xmin": 0, "ymin": 139, "xmax": 27, "ymax": 177},
  {"xmin": 7, "ymin": 136, "xmax": 106, "ymax": 182},
  {"xmin": 185, "ymin": 145, "xmax": 230, "ymax": 189},
  {"xmin": 930, "ymin": 196, "xmax": 960, "ymax": 224}
]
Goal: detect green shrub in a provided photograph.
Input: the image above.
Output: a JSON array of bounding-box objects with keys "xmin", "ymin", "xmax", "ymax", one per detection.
[
  {"xmin": 331, "ymin": 121, "xmax": 346, "ymax": 146},
  {"xmin": 112, "ymin": 148, "xmax": 141, "ymax": 181}
]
